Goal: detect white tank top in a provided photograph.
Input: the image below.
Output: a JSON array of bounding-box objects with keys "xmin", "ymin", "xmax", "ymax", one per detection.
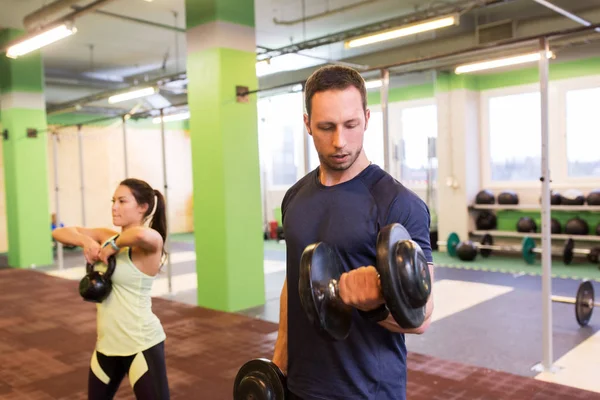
[{"xmin": 94, "ymin": 236, "xmax": 166, "ymax": 356}]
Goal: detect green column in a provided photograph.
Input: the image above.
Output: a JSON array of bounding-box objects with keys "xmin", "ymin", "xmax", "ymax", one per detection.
[
  {"xmin": 185, "ymin": 0, "xmax": 265, "ymax": 311},
  {"xmin": 0, "ymin": 29, "xmax": 52, "ymax": 268}
]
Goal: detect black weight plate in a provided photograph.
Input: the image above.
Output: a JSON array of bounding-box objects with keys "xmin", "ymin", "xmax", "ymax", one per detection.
[
  {"xmin": 480, "ymin": 234, "xmax": 494, "ymax": 258},
  {"xmin": 563, "ymin": 239, "xmax": 575, "ymax": 265},
  {"xmin": 233, "ymin": 359, "xmax": 287, "ymax": 400},
  {"xmin": 575, "ymin": 281, "xmax": 594, "ymax": 327},
  {"xmin": 299, "ymin": 242, "xmax": 352, "ymax": 341},
  {"xmin": 587, "ymin": 247, "xmax": 600, "ymax": 264},
  {"xmin": 376, "ymin": 223, "xmax": 429, "ymax": 330}
]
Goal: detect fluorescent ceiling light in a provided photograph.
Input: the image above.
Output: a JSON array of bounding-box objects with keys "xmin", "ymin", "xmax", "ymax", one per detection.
[
  {"xmin": 455, "ymin": 51, "xmax": 554, "ymax": 74},
  {"xmin": 6, "ymin": 24, "xmax": 76, "ymax": 59},
  {"xmin": 345, "ymin": 14, "xmax": 458, "ymax": 48},
  {"xmin": 365, "ymin": 79, "xmax": 382, "ymax": 89},
  {"xmin": 152, "ymin": 111, "xmax": 190, "ymax": 124},
  {"xmin": 108, "ymin": 87, "xmax": 156, "ymax": 104}
]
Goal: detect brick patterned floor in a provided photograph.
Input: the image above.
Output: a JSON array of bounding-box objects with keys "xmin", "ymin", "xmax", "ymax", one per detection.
[{"xmin": 0, "ymin": 268, "xmax": 598, "ymax": 400}]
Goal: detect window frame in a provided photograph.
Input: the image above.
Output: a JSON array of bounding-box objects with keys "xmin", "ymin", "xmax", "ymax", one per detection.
[
  {"xmin": 385, "ymin": 98, "xmax": 438, "ymax": 190},
  {"xmin": 553, "ymin": 75, "xmax": 600, "ymax": 188},
  {"xmin": 479, "ymin": 83, "xmax": 555, "ymax": 189}
]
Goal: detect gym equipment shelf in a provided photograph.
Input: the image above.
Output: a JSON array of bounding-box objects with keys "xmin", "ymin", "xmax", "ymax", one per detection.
[
  {"xmin": 470, "ymin": 204, "xmax": 600, "ymax": 211},
  {"xmin": 471, "ymin": 230, "xmax": 600, "ymax": 242}
]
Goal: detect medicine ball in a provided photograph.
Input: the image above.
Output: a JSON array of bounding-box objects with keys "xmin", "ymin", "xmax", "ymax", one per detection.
[
  {"xmin": 539, "ymin": 190, "xmax": 562, "ymax": 205},
  {"xmin": 586, "ymin": 189, "xmax": 600, "ymax": 206},
  {"xmin": 564, "ymin": 217, "xmax": 589, "ymax": 235},
  {"xmin": 551, "ymin": 218, "xmax": 562, "ymax": 234},
  {"xmin": 476, "ymin": 211, "xmax": 497, "ymax": 230},
  {"xmin": 456, "ymin": 241, "xmax": 477, "ymax": 261},
  {"xmin": 498, "ymin": 190, "xmax": 519, "ymax": 205},
  {"xmin": 561, "ymin": 189, "xmax": 585, "ymax": 206},
  {"xmin": 517, "ymin": 217, "xmax": 537, "ymax": 233},
  {"xmin": 475, "ymin": 189, "xmax": 495, "ymax": 204}
]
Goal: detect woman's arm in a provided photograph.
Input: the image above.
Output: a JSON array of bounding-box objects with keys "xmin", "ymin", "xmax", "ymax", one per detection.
[
  {"xmin": 52, "ymin": 226, "xmax": 118, "ymax": 246},
  {"xmin": 113, "ymin": 227, "xmax": 163, "ymax": 253}
]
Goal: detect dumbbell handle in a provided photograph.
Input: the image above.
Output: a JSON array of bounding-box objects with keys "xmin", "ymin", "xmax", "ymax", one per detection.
[
  {"xmin": 572, "ymin": 248, "xmax": 591, "ymax": 255},
  {"xmin": 552, "ymin": 295, "xmax": 600, "ymax": 308},
  {"xmin": 477, "ymin": 243, "xmax": 519, "ymax": 252}
]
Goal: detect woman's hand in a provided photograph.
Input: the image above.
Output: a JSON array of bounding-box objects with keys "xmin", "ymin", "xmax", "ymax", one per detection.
[
  {"xmin": 83, "ymin": 238, "xmax": 101, "ymax": 265},
  {"xmin": 98, "ymin": 243, "xmax": 118, "ymax": 265}
]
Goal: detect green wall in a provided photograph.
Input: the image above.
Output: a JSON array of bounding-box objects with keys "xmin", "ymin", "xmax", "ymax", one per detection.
[{"xmin": 367, "ymin": 56, "xmax": 600, "ymax": 106}]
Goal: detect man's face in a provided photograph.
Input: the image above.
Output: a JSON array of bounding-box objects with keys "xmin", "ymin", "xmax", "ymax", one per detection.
[{"xmin": 304, "ymin": 86, "xmax": 370, "ymax": 172}]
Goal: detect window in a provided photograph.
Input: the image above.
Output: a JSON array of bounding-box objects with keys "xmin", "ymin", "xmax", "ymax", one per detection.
[
  {"xmin": 488, "ymin": 91, "xmax": 541, "ymax": 181},
  {"xmin": 565, "ymin": 87, "xmax": 600, "ymax": 178},
  {"xmin": 399, "ymin": 104, "xmax": 438, "ymax": 185},
  {"xmin": 364, "ymin": 111, "xmax": 385, "ymax": 168},
  {"xmin": 257, "ymin": 92, "xmax": 304, "ymax": 186}
]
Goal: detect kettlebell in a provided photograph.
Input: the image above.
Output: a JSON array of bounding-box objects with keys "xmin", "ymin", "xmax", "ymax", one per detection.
[{"xmin": 79, "ymin": 255, "xmax": 117, "ymax": 303}]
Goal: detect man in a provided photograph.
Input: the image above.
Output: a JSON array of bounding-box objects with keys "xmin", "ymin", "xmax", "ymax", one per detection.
[{"xmin": 272, "ymin": 65, "xmax": 435, "ymax": 400}]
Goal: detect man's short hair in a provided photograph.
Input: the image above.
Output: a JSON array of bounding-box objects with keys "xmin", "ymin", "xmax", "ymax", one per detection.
[{"xmin": 304, "ymin": 65, "xmax": 367, "ymax": 120}]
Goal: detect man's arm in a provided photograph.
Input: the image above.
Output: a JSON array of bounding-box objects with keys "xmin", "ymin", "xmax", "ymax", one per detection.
[
  {"xmin": 272, "ymin": 279, "xmax": 288, "ymax": 374},
  {"xmin": 378, "ymin": 262, "xmax": 435, "ymax": 334}
]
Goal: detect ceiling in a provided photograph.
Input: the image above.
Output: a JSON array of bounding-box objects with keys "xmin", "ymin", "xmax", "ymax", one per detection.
[{"xmin": 0, "ymin": 0, "xmax": 599, "ymax": 122}]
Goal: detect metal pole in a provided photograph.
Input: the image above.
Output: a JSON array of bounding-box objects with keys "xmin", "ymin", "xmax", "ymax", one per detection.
[
  {"xmin": 539, "ymin": 37, "xmax": 553, "ymax": 373},
  {"xmin": 122, "ymin": 115, "xmax": 129, "ymax": 178},
  {"xmin": 159, "ymin": 109, "xmax": 173, "ymax": 295},
  {"xmin": 52, "ymin": 132, "xmax": 64, "ymax": 270},
  {"xmin": 380, "ymin": 68, "xmax": 390, "ymax": 172},
  {"xmin": 77, "ymin": 124, "xmax": 86, "ymax": 226}
]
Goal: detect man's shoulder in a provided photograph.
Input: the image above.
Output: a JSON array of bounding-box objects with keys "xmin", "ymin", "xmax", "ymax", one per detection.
[
  {"xmin": 363, "ymin": 165, "xmax": 423, "ymax": 208},
  {"xmin": 282, "ymin": 168, "xmax": 317, "ymax": 209}
]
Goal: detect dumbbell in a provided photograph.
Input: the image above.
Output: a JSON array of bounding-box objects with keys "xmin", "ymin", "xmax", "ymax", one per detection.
[
  {"xmin": 552, "ymin": 280, "xmax": 598, "ymax": 327},
  {"xmin": 233, "ymin": 358, "xmax": 287, "ymax": 400},
  {"xmin": 522, "ymin": 237, "xmax": 600, "ymax": 265},
  {"xmin": 298, "ymin": 223, "xmax": 432, "ymax": 341},
  {"xmin": 439, "ymin": 232, "xmax": 600, "ymax": 265}
]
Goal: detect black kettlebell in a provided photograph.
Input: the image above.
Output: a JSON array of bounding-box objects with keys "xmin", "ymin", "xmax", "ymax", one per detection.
[{"xmin": 79, "ymin": 255, "xmax": 117, "ymax": 303}]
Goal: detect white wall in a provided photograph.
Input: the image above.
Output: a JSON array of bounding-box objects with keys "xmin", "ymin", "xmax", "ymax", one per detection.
[
  {"xmin": 45, "ymin": 124, "xmax": 194, "ymax": 235},
  {"xmin": 0, "ymin": 123, "xmax": 194, "ymax": 253}
]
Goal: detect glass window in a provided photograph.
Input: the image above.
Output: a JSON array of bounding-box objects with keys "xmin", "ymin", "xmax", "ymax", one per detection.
[
  {"xmin": 365, "ymin": 111, "xmax": 385, "ymax": 168},
  {"xmin": 565, "ymin": 87, "xmax": 600, "ymax": 178},
  {"xmin": 257, "ymin": 92, "xmax": 304, "ymax": 186},
  {"xmin": 488, "ymin": 92, "xmax": 541, "ymax": 181},
  {"xmin": 399, "ymin": 104, "xmax": 438, "ymax": 185}
]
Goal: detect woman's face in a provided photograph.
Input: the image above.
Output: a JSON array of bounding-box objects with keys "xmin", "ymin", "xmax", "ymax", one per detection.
[{"xmin": 111, "ymin": 185, "xmax": 148, "ymax": 227}]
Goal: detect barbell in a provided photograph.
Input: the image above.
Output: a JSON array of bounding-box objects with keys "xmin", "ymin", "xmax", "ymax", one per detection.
[
  {"xmin": 439, "ymin": 233, "xmax": 600, "ymax": 265},
  {"xmin": 552, "ymin": 280, "xmax": 598, "ymax": 327}
]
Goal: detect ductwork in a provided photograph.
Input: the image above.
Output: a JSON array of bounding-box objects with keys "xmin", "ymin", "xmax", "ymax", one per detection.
[
  {"xmin": 273, "ymin": 0, "xmax": 382, "ymax": 26},
  {"xmin": 24, "ymin": 0, "xmax": 85, "ymax": 31},
  {"xmin": 258, "ymin": 0, "xmax": 519, "ymax": 60}
]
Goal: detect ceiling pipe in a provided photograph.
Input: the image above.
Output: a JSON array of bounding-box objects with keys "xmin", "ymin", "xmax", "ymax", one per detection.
[
  {"xmin": 258, "ymin": 0, "xmax": 517, "ymax": 60},
  {"xmin": 23, "ymin": 0, "xmax": 84, "ymax": 31},
  {"xmin": 71, "ymin": 5, "xmax": 186, "ymax": 33},
  {"xmin": 532, "ymin": 0, "xmax": 600, "ymax": 33},
  {"xmin": 47, "ymin": 71, "xmax": 187, "ymax": 114},
  {"xmin": 1, "ymin": 0, "xmax": 119, "ymax": 54},
  {"xmin": 273, "ymin": 0, "xmax": 382, "ymax": 25}
]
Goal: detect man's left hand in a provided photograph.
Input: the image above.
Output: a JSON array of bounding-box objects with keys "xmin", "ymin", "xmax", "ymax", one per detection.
[{"xmin": 339, "ymin": 266, "xmax": 385, "ymax": 312}]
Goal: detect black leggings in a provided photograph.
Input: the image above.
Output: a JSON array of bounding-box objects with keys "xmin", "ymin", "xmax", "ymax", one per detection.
[{"xmin": 88, "ymin": 341, "xmax": 170, "ymax": 400}]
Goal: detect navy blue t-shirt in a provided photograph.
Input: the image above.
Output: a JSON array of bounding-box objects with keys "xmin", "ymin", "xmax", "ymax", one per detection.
[{"xmin": 282, "ymin": 164, "xmax": 433, "ymax": 400}]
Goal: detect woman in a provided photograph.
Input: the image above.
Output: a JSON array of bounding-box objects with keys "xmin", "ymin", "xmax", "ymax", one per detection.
[{"xmin": 52, "ymin": 178, "xmax": 170, "ymax": 400}]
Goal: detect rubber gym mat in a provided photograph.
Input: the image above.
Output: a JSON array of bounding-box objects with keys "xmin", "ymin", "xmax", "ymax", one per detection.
[
  {"xmin": 432, "ymin": 250, "xmax": 600, "ymax": 281},
  {"xmin": 0, "ymin": 268, "xmax": 599, "ymax": 399}
]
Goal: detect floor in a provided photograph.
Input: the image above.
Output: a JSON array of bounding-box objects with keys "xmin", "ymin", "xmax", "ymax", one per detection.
[
  {"xmin": 1, "ymin": 238, "xmax": 599, "ymax": 399},
  {"xmin": 1, "ymin": 268, "xmax": 599, "ymax": 400}
]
